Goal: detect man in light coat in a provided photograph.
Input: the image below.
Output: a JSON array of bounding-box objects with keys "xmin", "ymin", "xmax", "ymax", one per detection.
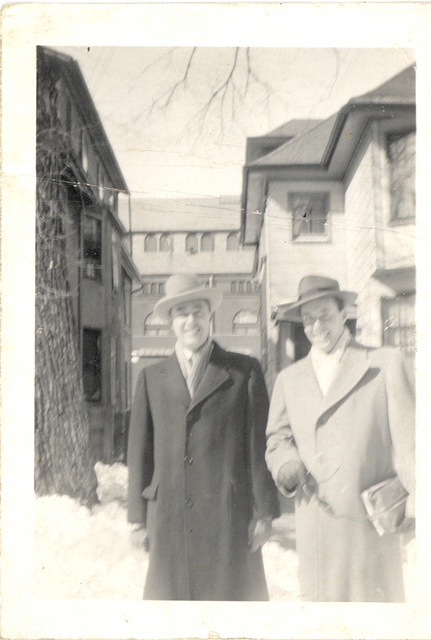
[
  {"xmin": 128, "ymin": 273, "xmax": 280, "ymax": 600},
  {"xmin": 266, "ymin": 275, "xmax": 415, "ymax": 602}
]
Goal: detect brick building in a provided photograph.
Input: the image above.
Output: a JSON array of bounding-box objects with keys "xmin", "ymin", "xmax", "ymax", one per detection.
[{"xmin": 119, "ymin": 196, "xmax": 261, "ymax": 391}]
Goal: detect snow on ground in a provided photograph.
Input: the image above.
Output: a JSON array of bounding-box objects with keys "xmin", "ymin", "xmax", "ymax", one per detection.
[
  {"xmin": 34, "ymin": 463, "xmax": 299, "ymax": 600},
  {"xmin": 34, "ymin": 462, "xmax": 414, "ymax": 601}
]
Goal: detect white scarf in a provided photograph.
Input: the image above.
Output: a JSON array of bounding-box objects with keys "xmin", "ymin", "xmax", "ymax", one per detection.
[
  {"xmin": 310, "ymin": 328, "xmax": 351, "ymax": 396},
  {"xmin": 175, "ymin": 339, "xmax": 213, "ymax": 398}
]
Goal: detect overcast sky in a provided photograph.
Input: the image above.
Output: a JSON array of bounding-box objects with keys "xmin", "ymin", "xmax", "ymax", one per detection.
[{"xmin": 55, "ymin": 47, "xmax": 415, "ymax": 200}]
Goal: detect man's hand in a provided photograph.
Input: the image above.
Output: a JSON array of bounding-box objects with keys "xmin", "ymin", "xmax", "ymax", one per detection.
[
  {"xmin": 248, "ymin": 518, "xmax": 272, "ymax": 553},
  {"xmin": 130, "ymin": 525, "xmax": 148, "ymax": 550},
  {"xmin": 277, "ymin": 461, "xmax": 307, "ymax": 494}
]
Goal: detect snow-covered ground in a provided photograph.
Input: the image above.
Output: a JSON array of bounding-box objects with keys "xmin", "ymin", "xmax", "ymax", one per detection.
[{"xmin": 34, "ymin": 462, "xmax": 414, "ymax": 601}]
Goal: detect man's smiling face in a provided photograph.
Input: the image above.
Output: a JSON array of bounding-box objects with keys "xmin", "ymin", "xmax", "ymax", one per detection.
[
  {"xmin": 300, "ymin": 296, "xmax": 346, "ymax": 353},
  {"xmin": 170, "ymin": 299, "xmax": 211, "ymax": 352}
]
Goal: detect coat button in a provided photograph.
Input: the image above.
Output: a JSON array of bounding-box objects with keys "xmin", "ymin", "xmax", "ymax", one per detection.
[
  {"xmin": 184, "ymin": 497, "xmax": 193, "ymax": 508},
  {"xmin": 184, "ymin": 455, "xmax": 193, "ymax": 466}
]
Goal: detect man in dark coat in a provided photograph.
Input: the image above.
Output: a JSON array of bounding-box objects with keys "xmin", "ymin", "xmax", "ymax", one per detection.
[
  {"xmin": 266, "ymin": 275, "xmax": 415, "ymax": 602},
  {"xmin": 127, "ymin": 273, "xmax": 280, "ymax": 601}
]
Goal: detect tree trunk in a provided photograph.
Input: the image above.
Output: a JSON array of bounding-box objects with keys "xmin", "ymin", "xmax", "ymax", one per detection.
[{"xmin": 35, "ymin": 53, "xmax": 98, "ymax": 505}]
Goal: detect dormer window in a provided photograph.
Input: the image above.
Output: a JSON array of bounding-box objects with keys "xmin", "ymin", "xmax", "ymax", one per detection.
[{"xmin": 290, "ymin": 193, "xmax": 329, "ymax": 241}]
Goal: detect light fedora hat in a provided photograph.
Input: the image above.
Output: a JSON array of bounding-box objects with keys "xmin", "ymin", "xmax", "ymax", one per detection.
[
  {"xmin": 278, "ymin": 275, "xmax": 357, "ymax": 321},
  {"xmin": 154, "ymin": 273, "xmax": 223, "ymax": 320}
]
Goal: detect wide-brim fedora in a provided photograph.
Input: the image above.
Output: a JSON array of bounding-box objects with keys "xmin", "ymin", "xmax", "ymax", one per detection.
[
  {"xmin": 154, "ymin": 273, "xmax": 223, "ymax": 320},
  {"xmin": 278, "ymin": 275, "xmax": 357, "ymax": 321}
]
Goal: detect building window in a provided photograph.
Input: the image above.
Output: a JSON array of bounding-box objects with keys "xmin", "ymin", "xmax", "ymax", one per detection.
[
  {"xmin": 186, "ymin": 233, "xmax": 198, "ymax": 253},
  {"xmin": 233, "ymin": 310, "xmax": 259, "ymax": 336},
  {"xmin": 145, "ymin": 234, "xmax": 157, "ymax": 252},
  {"xmin": 227, "ymin": 233, "xmax": 239, "ymax": 251},
  {"xmin": 82, "ymin": 328, "xmax": 102, "ymax": 401},
  {"xmin": 290, "ymin": 193, "xmax": 329, "ymax": 240},
  {"xmin": 382, "ymin": 294, "xmax": 415, "ymax": 356},
  {"xmin": 80, "ymin": 131, "xmax": 89, "ymax": 174},
  {"xmin": 387, "ymin": 131, "xmax": 416, "ymax": 222},
  {"xmin": 97, "ymin": 164, "xmax": 104, "ymax": 201},
  {"xmin": 231, "ymin": 281, "xmax": 237, "ymax": 293},
  {"xmin": 144, "ymin": 313, "xmax": 171, "ymax": 336},
  {"xmin": 123, "ymin": 271, "xmax": 132, "ymax": 326},
  {"xmin": 111, "ymin": 230, "xmax": 120, "ymax": 291},
  {"xmin": 65, "ymin": 98, "xmax": 72, "ymax": 134},
  {"xmin": 150, "ymin": 283, "xmax": 157, "ymax": 295},
  {"xmin": 201, "ymin": 233, "xmax": 214, "ymax": 252},
  {"xmin": 158, "ymin": 282, "xmax": 165, "ymax": 295},
  {"xmin": 160, "ymin": 234, "xmax": 172, "ymax": 252},
  {"xmin": 108, "ymin": 191, "xmax": 118, "ymax": 213},
  {"xmin": 82, "ymin": 215, "xmax": 102, "ymax": 281}
]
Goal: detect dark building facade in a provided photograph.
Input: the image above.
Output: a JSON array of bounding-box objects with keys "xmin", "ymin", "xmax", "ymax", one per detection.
[{"xmin": 37, "ymin": 47, "xmax": 141, "ymax": 462}]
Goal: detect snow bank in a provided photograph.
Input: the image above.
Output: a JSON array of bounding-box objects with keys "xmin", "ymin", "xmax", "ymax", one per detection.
[
  {"xmin": 34, "ymin": 463, "xmax": 299, "ymax": 600},
  {"xmin": 34, "ymin": 494, "xmax": 147, "ymax": 599},
  {"xmin": 34, "ymin": 462, "xmax": 414, "ymax": 601}
]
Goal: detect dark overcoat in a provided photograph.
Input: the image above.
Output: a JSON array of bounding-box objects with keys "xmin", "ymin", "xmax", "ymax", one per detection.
[
  {"xmin": 127, "ymin": 342, "xmax": 280, "ymax": 601},
  {"xmin": 266, "ymin": 341, "xmax": 415, "ymax": 602}
]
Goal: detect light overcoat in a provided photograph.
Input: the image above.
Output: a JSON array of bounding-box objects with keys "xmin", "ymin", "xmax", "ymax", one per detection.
[
  {"xmin": 128, "ymin": 341, "xmax": 280, "ymax": 600},
  {"xmin": 266, "ymin": 340, "xmax": 415, "ymax": 602}
]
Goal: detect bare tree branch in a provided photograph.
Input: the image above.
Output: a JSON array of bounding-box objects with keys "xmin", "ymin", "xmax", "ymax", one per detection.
[{"xmin": 159, "ymin": 47, "xmax": 197, "ymax": 109}]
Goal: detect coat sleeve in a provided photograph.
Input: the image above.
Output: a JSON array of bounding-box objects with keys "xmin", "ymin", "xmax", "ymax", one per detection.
[
  {"xmin": 385, "ymin": 349, "xmax": 416, "ymax": 517},
  {"xmin": 246, "ymin": 359, "xmax": 280, "ymax": 520},
  {"xmin": 127, "ymin": 369, "xmax": 154, "ymax": 525},
  {"xmin": 265, "ymin": 371, "xmax": 304, "ymax": 497}
]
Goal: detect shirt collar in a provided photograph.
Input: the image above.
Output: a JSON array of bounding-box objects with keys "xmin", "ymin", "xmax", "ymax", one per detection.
[{"xmin": 176, "ymin": 338, "xmax": 212, "ymax": 363}]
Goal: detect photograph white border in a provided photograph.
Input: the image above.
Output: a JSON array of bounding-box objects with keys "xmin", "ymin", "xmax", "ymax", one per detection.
[{"xmin": 2, "ymin": 3, "xmax": 431, "ymax": 638}]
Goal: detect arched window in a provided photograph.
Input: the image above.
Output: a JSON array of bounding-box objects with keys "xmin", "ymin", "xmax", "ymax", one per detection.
[
  {"xmin": 201, "ymin": 233, "xmax": 214, "ymax": 252},
  {"xmin": 233, "ymin": 310, "xmax": 259, "ymax": 336},
  {"xmin": 144, "ymin": 313, "xmax": 171, "ymax": 337},
  {"xmin": 145, "ymin": 234, "xmax": 157, "ymax": 252},
  {"xmin": 226, "ymin": 232, "xmax": 239, "ymax": 251},
  {"xmin": 186, "ymin": 233, "xmax": 198, "ymax": 253},
  {"xmin": 160, "ymin": 234, "xmax": 172, "ymax": 252}
]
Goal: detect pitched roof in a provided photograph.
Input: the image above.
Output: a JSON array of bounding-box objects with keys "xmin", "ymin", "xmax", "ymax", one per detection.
[
  {"xmin": 40, "ymin": 47, "xmax": 129, "ymax": 192},
  {"xmin": 249, "ymin": 64, "xmax": 415, "ymax": 168},
  {"xmin": 348, "ymin": 64, "xmax": 415, "ymax": 105},
  {"xmin": 262, "ymin": 119, "xmax": 322, "ymax": 138},
  {"xmin": 249, "ymin": 114, "xmax": 337, "ymax": 166}
]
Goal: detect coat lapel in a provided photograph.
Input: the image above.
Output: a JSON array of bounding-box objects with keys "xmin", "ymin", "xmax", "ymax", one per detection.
[
  {"xmin": 160, "ymin": 353, "xmax": 191, "ymax": 405},
  {"xmin": 295, "ymin": 354, "xmax": 324, "ymax": 408},
  {"xmin": 316, "ymin": 341, "xmax": 371, "ymax": 421},
  {"xmin": 188, "ymin": 343, "xmax": 232, "ymax": 413}
]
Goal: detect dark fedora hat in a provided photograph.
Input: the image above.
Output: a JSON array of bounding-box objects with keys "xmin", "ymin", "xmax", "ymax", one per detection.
[
  {"xmin": 154, "ymin": 273, "xmax": 222, "ymax": 321},
  {"xmin": 278, "ymin": 275, "xmax": 357, "ymax": 321}
]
